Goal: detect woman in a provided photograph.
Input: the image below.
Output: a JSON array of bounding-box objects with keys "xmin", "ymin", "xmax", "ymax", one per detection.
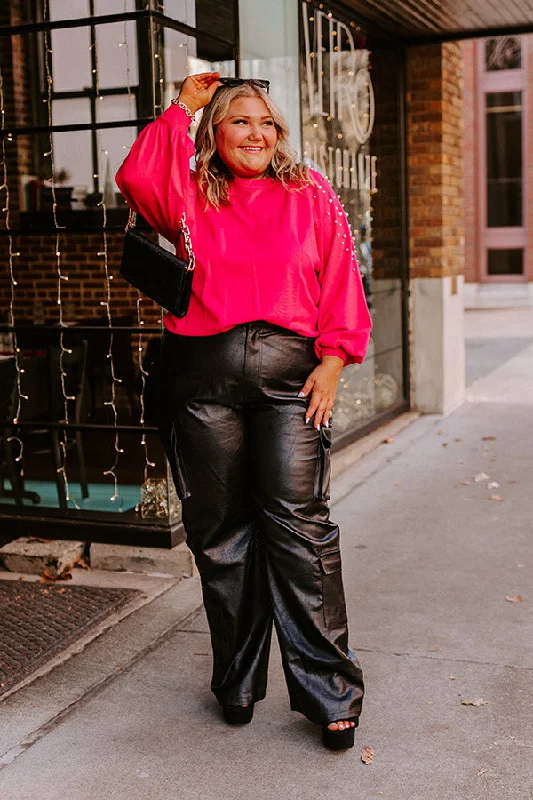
[{"xmin": 116, "ymin": 73, "xmax": 372, "ymax": 751}]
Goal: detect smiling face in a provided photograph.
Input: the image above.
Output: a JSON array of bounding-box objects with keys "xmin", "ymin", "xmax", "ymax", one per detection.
[{"xmin": 214, "ymin": 95, "xmax": 278, "ymax": 179}]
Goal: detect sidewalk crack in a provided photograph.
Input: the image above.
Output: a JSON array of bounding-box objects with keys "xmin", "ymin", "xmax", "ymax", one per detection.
[{"xmin": 356, "ymin": 645, "xmax": 533, "ymax": 672}]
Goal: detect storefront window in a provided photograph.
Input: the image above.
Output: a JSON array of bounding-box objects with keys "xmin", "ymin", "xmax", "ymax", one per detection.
[
  {"xmin": 0, "ymin": 1, "xmax": 237, "ymax": 542},
  {"xmin": 300, "ymin": 2, "xmax": 406, "ymax": 439},
  {"xmin": 238, "ymin": 0, "xmax": 301, "ymax": 155}
]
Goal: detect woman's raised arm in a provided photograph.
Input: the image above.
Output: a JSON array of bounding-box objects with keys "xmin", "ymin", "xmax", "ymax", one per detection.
[{"xmin": 115, "ymin": 72, "xmax": 221, "ymax": 243}]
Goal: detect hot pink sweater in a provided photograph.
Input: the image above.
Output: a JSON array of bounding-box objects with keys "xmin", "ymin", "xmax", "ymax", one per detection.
[{"xmin": 116, "ymin": 104, "xmax": 372, "ymax": 364}]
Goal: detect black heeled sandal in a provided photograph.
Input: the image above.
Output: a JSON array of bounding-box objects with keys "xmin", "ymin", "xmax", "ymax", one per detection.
[
  {"xmin": 223, "ymin": 704, "xmax": 255, "ymax": 725},
  {"xmin": 322, "ymin": 717, "xmax": 359, "ymax": 751}
]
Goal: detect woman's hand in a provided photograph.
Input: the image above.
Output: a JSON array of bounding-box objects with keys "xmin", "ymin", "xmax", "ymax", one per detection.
[
  {"xmin": 178, "ymin": 72, "xmax": 222, "ymax": 115},
  {"xmin": 298, "ymin": 355, "xmax": 344, "ymax": 429}
]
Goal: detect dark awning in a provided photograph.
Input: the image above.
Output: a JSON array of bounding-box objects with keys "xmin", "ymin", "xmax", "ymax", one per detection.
[{"xmin": 347, "ymin": 1, "xmax": 533, "ymax": 43}]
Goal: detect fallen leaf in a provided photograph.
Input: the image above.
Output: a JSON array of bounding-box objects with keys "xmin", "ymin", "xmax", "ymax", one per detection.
[
  {"xmin": 487, "ymin": 481, "xmax": 500, "ymax": 489},
  {"xmin": 473, "ymin": 472, "xmax": 490, "ymax": 483},
  {"xmin": 40, "ymin": 567, "xmax": 57, "ymax": 583},
  {"xmin": 382, "ymin": 437, "xmax": 395, "ymax": 444},
  {"xmin": 489, "ymin": 495, "xmax": 503, "ymax": 502},
  {"xmin": 361, "ymin": 745, "xmax": 375, "ymax": 764},
  {"xmin": 459, "ymin": 480, "xmax": 471, "ymax": 486},
  {"xmin": 505, "ymin": 595, "xmax": 522, "ymax": 603},
  {"xmin": 27, "ymin": 536, "xmax": 54, "ymax": 543},
  {"xmin": 442, "ymin": 443, "xmax": 448, "ymax": 448},
  {"xmin": 461, "ymin": 699, "xmax": 488, "ymax": 707},
  {"xmin": 482, "ymin": 436, "xmax": 496, "ymax": 441},
  {"xmin": 455, "ymin": 438, "xmax": 463, "ymax": 443},
  {"xmin": 18, "ymin": 575, "xmax": 25, "ymax": 580},
  {"xmin": 73, "ymin": 556, "xmax": 90, "ymax": 571},
  {"xmin": 449, "ymin": 676, "xmax": 456, "ymax": 680}
]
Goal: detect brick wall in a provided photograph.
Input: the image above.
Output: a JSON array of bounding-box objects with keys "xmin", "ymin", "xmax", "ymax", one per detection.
[
  {"xmin": 406, "ymin": 42, "xmax": 465, "ymax": 281},
  {"xmin": 370, "ymin": 45, "xmax": 404, "ymax": 282},
  {"xmin": 0, "ymin": 232, "xmax": 161, "ymax": 324}
]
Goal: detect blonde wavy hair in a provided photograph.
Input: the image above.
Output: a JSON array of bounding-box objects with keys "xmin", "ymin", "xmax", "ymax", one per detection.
[{"xmin": 195, "ymin": 83, "xmax": 310, "ymax": 209}]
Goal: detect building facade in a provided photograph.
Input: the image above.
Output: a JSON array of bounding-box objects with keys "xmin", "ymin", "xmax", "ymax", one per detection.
[
  {"xmin": 1, "ymin": 1, "xmax": 531, "ymax": 547},
  {"xmin": 463, "ymin": 34, "xmax": 533, "ymax": 307}
]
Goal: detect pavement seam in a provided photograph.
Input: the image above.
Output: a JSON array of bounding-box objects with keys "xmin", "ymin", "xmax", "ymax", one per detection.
[
  {"xmin": 0, "ymin": 603, "xmax": 203, "ymax": 771},
  {"xmin": 355, "ymin": 645, "xmax": 533, "ymax": 671}
]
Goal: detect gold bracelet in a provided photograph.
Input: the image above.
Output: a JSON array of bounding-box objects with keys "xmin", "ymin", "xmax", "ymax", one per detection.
[{"xmin": 171, "ymin": 98, "xmax": 195, "ymax": 119}]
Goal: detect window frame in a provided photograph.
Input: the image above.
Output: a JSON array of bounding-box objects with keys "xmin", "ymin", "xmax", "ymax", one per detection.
[
  {"xmin": 10, "ymin": 0, "xmax": 239, "ymax": 210},
  {"xmin": 477, "ymin": 37, "xmax": 528, "ymax": 283}
]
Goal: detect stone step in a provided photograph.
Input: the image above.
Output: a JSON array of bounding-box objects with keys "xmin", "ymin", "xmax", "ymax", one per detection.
[
  {"xmin": 0, "ymin": 538, "xmax": 86, "ymax": 577},
  {"xmin": 89, "ymin": 541, "xmax": 196, "ymax": 578}
]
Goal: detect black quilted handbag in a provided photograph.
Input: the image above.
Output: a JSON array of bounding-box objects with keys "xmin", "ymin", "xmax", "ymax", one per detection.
[{"xmin": 120, "ymin": 209, "xmax": 195, "ymax": 318}]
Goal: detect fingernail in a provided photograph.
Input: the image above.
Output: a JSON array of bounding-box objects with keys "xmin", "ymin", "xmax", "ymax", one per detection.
[
  {"xmin": 325, "ymin": 420, "xmax": 329, "ymax": 428},
  {"xmin": 298, "ymin": 391, "xmax": 305, "ymax": 398},
  {"xmin": 316, "ymin": 424, "xmax": 321, "ymax": 431},
  {"xmin": 305, "ymin": 418, "xmax": 310, "ymax": 424}
]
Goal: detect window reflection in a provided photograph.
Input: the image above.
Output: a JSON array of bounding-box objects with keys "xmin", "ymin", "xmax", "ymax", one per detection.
[
  {"xmin": 300, "ymin": 5, "xmax": 405, "ymax": 433},
  {"xmin": 485, "ymin": 37, "xmax": 521, "ymax": 71}
]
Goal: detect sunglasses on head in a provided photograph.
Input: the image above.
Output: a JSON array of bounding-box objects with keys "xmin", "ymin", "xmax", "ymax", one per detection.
[{"xmin": 217, "ymin": 77, "xmax": 270, "ymax": 93}]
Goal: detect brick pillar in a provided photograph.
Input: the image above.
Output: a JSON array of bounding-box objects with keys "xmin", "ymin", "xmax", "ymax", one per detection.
[{"xmin": 407, "ymin": 42, "xmax": 465, "ymax": 413}]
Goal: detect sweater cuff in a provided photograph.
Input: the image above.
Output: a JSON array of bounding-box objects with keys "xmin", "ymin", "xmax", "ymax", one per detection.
[{"xmin": 320, "ymin": 347, "xmax": 347, "ymax": 364}]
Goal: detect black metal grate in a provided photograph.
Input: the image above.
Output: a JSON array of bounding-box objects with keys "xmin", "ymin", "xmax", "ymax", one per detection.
[{"xmin": 0, "ymin": 581, "xmax": 141, "ymax": 697}]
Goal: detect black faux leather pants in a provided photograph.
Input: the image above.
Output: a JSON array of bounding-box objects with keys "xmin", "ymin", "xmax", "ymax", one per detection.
[{"xmin": 158, "ymin": 322, "xmax": 364, "ymax": 725}]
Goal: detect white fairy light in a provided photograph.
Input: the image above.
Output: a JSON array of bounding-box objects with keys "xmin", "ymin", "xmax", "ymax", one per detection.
[
  {"xmin": 93, "ymin": 15, "xmax": 127, "ymax": 508},
  {"xmin": 0, "ymin": 68, "xmax": 26, "ymax": 469},
  {"xmin": 43, "ymin": 0, "xmax": 79, "ymax": 509},
  {"xmin": 43, "ymin": 1, "xmax": 79, "ymax": 509},
  {"xmin": 121, "ymin": 0, "xmax": 156, "ymax": 485}
]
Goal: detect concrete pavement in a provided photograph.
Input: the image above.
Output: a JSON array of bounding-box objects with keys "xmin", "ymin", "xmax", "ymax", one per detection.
[{"xmin": 1, "ymin": 309, "xmax": 532, "ymax": 799}]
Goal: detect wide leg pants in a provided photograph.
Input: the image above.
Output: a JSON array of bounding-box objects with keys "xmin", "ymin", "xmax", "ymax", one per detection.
[{"xmin": 158, "ymin": 322, "xmax": 364, "ymax": 725}]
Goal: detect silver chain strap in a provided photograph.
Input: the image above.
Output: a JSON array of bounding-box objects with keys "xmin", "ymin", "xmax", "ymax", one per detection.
[
  {"xmin": 180, "ymin": 212, "xmax": 195, "ymax": 272},
  {"xmin": 126, "ymin": 208, "xmax": 137, "ymax": 230},
  {"xmin": 125, "ymin": 207, "xmax": 195, "ymax": 271}
]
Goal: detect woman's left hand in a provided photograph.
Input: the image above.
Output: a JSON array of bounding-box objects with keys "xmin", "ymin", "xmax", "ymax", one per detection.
[{"xmin": 298, "ymin": 355, "xmax": 344, "ymax": 429}]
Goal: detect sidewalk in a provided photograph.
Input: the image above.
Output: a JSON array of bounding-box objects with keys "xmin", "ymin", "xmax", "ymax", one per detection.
[{"xmin": 1, "ymin": 309, "xmax": 532, "ymax": 800}]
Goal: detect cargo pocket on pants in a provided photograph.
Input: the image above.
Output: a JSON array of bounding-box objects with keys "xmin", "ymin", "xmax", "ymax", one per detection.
[
  {"xmin": 319, "ymin": 549, "xmax": 348, "ymax": 630},
  {"xmin": 314, "ymin": 425, "xmax": 332, "ymax": 501},
  {"xmin": 159, "ymin": 420, "xmax": 191, "ymax": 500}
]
